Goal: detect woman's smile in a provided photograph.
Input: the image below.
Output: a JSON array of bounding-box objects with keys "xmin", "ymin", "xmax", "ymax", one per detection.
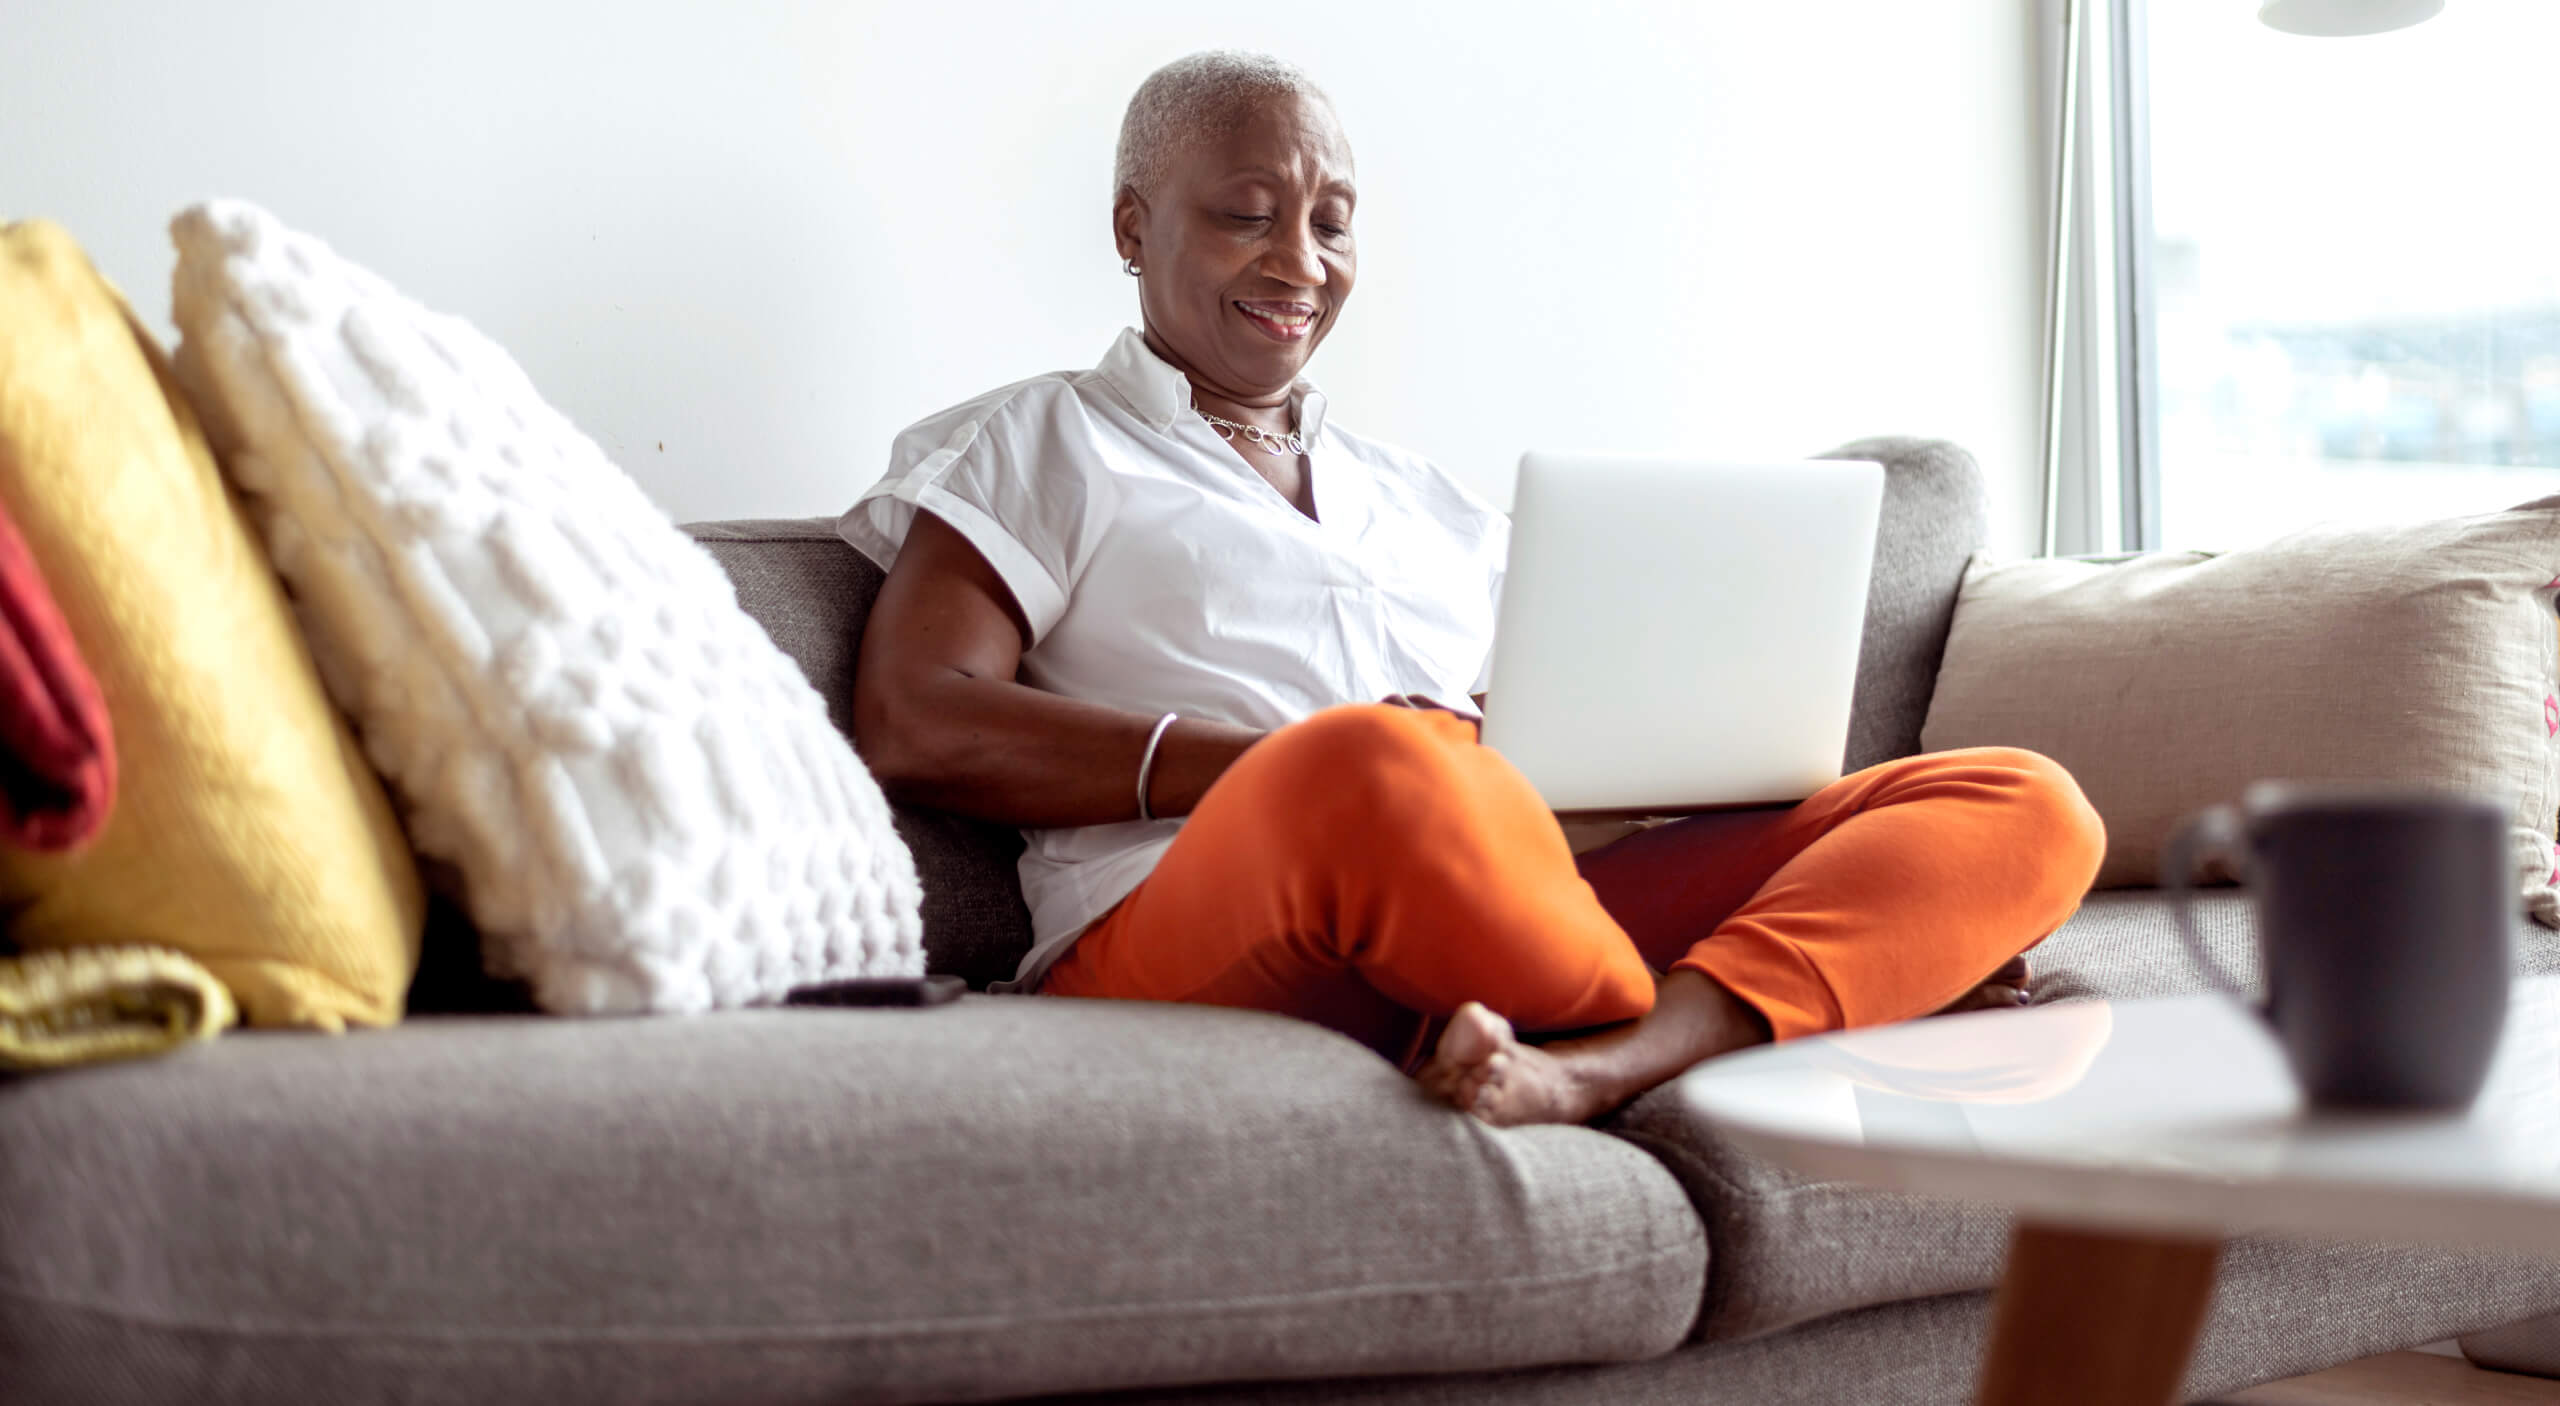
[{"xmin": 1233, "ymin": 299, "xmax": 1318, "ymax": 342}]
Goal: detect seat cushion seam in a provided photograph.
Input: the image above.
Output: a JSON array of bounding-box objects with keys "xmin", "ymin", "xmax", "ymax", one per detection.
[{"xmin": 0, "ymin": 1230, "xmax": 1703, "ymax": 1345}]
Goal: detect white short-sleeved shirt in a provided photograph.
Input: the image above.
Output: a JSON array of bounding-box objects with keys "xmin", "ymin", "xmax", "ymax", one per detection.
[{"xmin": 839, "ymin": 328, "xmax": 1509, "ymax": 989}]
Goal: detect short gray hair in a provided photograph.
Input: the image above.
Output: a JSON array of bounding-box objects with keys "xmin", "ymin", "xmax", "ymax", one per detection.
[{"xmin": 1113, "ymin": 51, "xmax": 1332, "ymax": 199}]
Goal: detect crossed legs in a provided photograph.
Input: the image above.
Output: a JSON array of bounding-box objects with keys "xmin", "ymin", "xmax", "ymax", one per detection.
[{"xmin": 1040, "ymin": 704, "xmax": 2106, "ymax": 1124}]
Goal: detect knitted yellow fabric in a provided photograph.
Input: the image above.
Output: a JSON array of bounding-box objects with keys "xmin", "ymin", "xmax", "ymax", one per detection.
[
  {"xmin": 0, "ymin": 221, "xmax": 422, "ymax": 1029},
  {"xmin": 0, "ymin": 944, "xmax": 236, "ymax": 1069}
]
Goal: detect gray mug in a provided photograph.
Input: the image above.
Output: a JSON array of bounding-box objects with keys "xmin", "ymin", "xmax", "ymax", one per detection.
[{"xmin": 2163, "ymin": 782, "xmax": 2512, "ymax": 1110}]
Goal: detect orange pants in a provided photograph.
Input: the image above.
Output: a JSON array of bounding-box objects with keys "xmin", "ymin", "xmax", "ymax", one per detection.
[{"xmin": 1042, "ymin": 704, "xmax": 2105, "ymax": 1058}]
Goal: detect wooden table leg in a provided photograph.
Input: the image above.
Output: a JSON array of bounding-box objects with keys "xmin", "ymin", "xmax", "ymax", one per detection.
[{"xmin": 1976, "ymin": 1221, "xmax": 2223, "ymax": 1406}]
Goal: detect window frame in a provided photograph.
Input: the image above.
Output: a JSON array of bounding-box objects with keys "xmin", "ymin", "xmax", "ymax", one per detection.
[{"xmin": 2108, "ymin": 0, "xmax": 2161, "ymax": 553}]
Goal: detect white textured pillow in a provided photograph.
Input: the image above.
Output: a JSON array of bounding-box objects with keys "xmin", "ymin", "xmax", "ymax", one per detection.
[{"xmin": 167, "ymin": 200, "xmax": 925, "ymax": 1014}]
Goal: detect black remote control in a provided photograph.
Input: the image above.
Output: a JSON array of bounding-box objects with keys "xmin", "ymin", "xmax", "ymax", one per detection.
[{"xmin": 786, "ymin": 974, "xmax": 967, "ymax": 1007}]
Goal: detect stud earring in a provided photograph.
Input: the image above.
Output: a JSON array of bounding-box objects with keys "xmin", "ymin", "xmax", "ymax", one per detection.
[{"xmin": 1123, "ymin": 258, "xmax": 1142, "ymax": 277}]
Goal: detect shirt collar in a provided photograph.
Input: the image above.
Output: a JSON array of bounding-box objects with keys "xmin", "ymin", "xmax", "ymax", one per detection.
[{"xmin": 1097, "ymin": 327, "xmax": 1330, "ymax": 444}]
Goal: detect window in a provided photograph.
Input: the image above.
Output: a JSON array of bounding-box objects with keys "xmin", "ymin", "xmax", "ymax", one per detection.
[{"xmin": 2128, "ymin": 0, "xmax": 2560, "ymax": 550}]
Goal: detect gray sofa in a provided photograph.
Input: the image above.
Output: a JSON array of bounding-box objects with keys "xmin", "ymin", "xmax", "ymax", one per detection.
[{"xmin": 7, "ymin": 438, "xmax": 2560, "ymax": 1405}]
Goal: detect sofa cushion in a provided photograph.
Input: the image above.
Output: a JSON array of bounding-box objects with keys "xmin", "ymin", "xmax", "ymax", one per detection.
[
  {"xmin": 1921, "ymin": 502, "xmax": 2560, "ymax": 920},
  {"xmin": 1088, "ymin": 1241, "xmax": 2560, "ymax": 1405},
  {"xmin": 1606, "ymin": 888, "xmax": 2560, "ymax": 1343},
  {"xmin": 686, "ymin": 518, "xmax": 1037, "ymax": 989},
  {"xmin": 0, "ymin": 997, "xmax": 1706, "ymax": 1406}
]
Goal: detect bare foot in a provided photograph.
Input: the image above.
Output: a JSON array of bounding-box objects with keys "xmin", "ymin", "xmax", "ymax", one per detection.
[
  {"xmin": 1418, "ymin": 1002, "xmax": 1614, "ymax": 1126},
  {"xmin": 1933, "ymin": 955, "xmax": 2033, "ymax": 1016},
  {"xmin": 1422, "ymin": 960, "xmax": 2038, "ymax": 1126},
  {"xmin": 1417, "ymin": 970, "xmax": 1772, "ymax": 1127}
]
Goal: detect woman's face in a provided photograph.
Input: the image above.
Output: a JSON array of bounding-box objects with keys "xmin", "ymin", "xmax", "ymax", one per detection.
[{"xmin": 1114, "ymin": 92, "xmax": 1357, "ymax": 407}]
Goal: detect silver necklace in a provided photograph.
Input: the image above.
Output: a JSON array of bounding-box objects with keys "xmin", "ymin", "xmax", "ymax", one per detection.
[{"xmin": 1196, "ymin": 409, "xmax": 1307, "ymax": 457}]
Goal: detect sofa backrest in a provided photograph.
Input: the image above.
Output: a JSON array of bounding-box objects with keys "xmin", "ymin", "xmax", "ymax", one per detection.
[
  {"xmin": 686, "ymin": 437, "xmax": 1987, "ymax": 985},
  {"xmin": 1820, "ymin": 437, "xmax": 1992, "ymax": 771}
]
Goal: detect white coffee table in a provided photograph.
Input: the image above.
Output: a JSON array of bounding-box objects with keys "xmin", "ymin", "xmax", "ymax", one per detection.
[{"xmin": 1681, "ymin": 977, "xmax": 2560, "ymax": 1406}]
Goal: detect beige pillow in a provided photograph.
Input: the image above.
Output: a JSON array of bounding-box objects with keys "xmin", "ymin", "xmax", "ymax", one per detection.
[{"xmin": 1920, "ymin": 498, "xmax": 2560, "ymax": 924}]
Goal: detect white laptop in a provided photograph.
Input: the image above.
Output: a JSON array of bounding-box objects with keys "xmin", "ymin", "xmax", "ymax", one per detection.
[{"xmin": 1477, "ymin": 454, "xmax": 1884, "ymax": 814}]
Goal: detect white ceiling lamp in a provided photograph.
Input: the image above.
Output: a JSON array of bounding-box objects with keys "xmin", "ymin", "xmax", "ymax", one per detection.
[{"xmin": 2258, "ymin": 0, "xmax": 2445, "ymax": 37}]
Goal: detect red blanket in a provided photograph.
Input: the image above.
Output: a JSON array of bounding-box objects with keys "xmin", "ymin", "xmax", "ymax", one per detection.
[{"xmin": 0, "ymin": 495, "xmax": 113, "ymax": 850}]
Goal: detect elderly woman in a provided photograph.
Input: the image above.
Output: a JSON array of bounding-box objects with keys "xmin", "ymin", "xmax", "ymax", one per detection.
[{"xmin": 841, "ymin": 51, "xmax": 2104, "ymax": 1126}]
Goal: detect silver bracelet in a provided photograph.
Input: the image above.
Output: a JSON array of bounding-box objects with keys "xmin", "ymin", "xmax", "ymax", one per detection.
[{"xmin": 1135, "ymin": 711, "xmax": 1179, "ymax": 822}]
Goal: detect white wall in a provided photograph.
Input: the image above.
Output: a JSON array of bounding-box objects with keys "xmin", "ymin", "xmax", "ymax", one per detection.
[{"xmin": 3, "ymin": 0, "xmax": 2045, "ymax": 551}]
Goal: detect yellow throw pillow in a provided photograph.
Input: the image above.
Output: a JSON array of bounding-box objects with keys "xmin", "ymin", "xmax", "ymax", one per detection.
[{"xmin": 0, "ymin": 221, "xmax": 422, "ymax": 1029}]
